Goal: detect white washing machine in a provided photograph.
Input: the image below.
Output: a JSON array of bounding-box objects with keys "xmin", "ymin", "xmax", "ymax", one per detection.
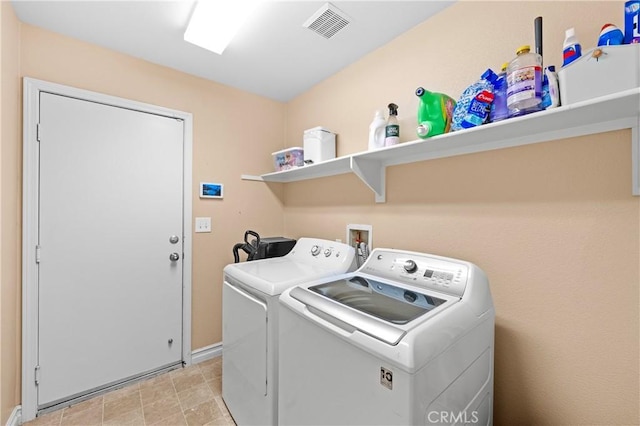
[
  {"xmin": 222, "ymin": 237, "xmax": 355, "ymax": 426},
  {"xmin": 278, "ymin": 248, "xmax": 495, "ymax": 426}
]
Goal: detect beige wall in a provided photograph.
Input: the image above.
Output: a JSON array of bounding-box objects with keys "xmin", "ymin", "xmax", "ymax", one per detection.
[
  {"xmin": 2, "ymin": 1, "xmax": 639, "ymax": 424},
  {"xmin": 1, "ymin": 1, "xmax": 21, "ymax": 424},
  {"xmin": 284, "ymin": 1, "xmax": 639, "ymax": 425}
]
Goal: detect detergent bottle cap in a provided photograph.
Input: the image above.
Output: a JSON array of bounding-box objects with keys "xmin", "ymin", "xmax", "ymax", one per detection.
[
  {"xmin": 547, "ymin": 65, "xmax": 556, "ymax": 72},
  {"xmin": 388, "ymin": 103, "xmax": 398, "ymax": 116},
  {"xmin": 501, "ymin": 62, "xmax": 509, "ymax": 73},
  {"xmin": 415, "ymin": 87, "xmax": 426, "ymax": 97},
  {"xmin": 516, "ymin": 45, "xmax": 531, "ymax": 55}
]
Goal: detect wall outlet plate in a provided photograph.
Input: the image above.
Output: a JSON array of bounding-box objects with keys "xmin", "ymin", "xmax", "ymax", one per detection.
[{"xmin": 195, "ymin": 217, "xmax": 211, "ymax": 233}]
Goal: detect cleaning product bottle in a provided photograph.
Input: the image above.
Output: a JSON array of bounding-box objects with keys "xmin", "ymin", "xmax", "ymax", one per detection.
[
  {"xmin": 415, "ymin": 87, "xmax": 456, "ymax": 139},
  {"xmin": 451, "ymin": 68, "xmax": 498, "ymax": 131},
  {"xmin": 545, "ymin": 65, "xmax": 560, "ymax": 108},
  {"xmin": 384, "ymin": 103, "xmax": 400, "ymax": 146},
  {"xmin": 507, "ymin": 45, "xmax": 542, "ymax": 117},
  {"xmin": 540, "ymin": 68, "xmax": 551, "ymax": 109},
  {"xmin": 368, "ymin": 110, "xmax": 387, "ymax": 150},
  {"xmin": 489, "ymin": 62, "xmax": 509, "ymax": 123},
  {"xmin": 562, "ymin": 28, "xmax": 582, "ymax": 67}
]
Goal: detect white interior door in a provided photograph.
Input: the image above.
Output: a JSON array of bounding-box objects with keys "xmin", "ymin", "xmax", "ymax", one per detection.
[{"xmin": 37, "ymin": 92, "xmax": 185, "ymax": 407}]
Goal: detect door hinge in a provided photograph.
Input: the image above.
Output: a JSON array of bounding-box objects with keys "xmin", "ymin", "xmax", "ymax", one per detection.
[
  {"xmin": 36, "ymin": 123, "xmax": 41, "ymax": 142},
  {"xmin": 34, "ymin": 365, "xmax": 40, "ymax": 386},
  {"xmin": 35, "ymin": 245, "xmax": 41, "ymax": 263}
]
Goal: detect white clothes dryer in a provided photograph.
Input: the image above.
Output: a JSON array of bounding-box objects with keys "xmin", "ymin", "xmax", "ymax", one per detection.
[
  {"xmin": 278, "ymin": 248, "xmax": 495, "ymax": 426},
  {"xmin": 222, "ymin": 237, "xmax": 355, "ymax": 426}
]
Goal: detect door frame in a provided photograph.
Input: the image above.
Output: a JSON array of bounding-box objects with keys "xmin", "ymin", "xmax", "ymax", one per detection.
[{"xmin": 21, "ymin": 77, "xmax": 193, "ymax": 421}]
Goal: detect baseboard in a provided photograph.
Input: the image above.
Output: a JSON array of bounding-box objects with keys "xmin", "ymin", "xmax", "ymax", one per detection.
[
  {"xmin": 191, "ymin": 342, "xmax": 222, "ymax": 364},
  {"xmin": 5, "ymin": 406, "xmax": 21, "ymax": 426}
]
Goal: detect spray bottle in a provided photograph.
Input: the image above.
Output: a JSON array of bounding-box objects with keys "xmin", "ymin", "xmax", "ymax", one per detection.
[
  {"xmin": 415, "ymin": 87, "xmax": 456, "ymax": 139},
  {"xmin": 384, "ymin": 103, "xmax": 400, "ymax": 147}
]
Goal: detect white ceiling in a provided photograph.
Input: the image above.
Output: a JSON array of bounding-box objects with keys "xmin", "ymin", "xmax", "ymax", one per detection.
[{"xmin": 11, "ymin": 1, "xmax": 454, "ymax": 102}]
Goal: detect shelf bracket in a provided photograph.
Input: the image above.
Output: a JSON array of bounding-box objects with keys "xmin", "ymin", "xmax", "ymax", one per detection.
[
  {"xmin": 350, "ymin": 157, "xmax": 385, "ymax": 203},
  {"xmin": 240, "ymin": 174, "xmax": 264, "ymax": 182},
  {"xmin": 633, "ymin": 119, "xmax": 639, "ymax": 196}
]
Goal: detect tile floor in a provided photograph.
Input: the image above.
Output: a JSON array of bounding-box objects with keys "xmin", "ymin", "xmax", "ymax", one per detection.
[{"xmin": 24, "ymin": 357, "xmax": 235, "ymax": 426}]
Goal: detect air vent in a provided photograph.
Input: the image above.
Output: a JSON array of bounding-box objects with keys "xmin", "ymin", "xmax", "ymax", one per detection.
[{"xmin": 303, "ymin": 2, "xmax": 351, "ymax": 39}]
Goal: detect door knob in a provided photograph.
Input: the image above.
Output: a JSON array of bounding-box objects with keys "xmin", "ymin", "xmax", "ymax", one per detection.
[
  {"xmin": 169, "ymin": 235, "xmax": 179, "ymax": 244},
  {"xmin": 169, "ymin": 252, "xmax": 180, "ymax": 261}
]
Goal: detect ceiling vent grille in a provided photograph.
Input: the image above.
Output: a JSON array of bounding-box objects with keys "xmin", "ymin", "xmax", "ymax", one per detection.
[{"xmin": 303, "ymin": 3, "xmax": 350, "ymax": 39}]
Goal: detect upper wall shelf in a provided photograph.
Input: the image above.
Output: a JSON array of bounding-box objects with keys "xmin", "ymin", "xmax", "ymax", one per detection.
[{"xmin": 242, "ymin": 88, "xmax": 640, "ymax": 203}]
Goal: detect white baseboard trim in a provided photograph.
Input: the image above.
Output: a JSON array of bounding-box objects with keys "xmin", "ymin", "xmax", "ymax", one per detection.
[
  {"xmin": 191, "ymin": 342, "xmax": 222, "ymax": 364},
  {"xmin": 5, "ymin": 405, "xmax": 21, "ymax": 426}
]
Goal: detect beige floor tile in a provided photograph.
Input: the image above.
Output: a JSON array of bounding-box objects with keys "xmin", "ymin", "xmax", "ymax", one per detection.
[
  {"xmin": 142, "ymin": 393, "xmax": 182, "ymax": 425},
  {"xmin": 24, "ymin": 409, "xmax": 63, "ymax": 426},
  {"xmin": 140, "ymin": 372, "xmax": 173, "ymax": 391},
  {"xmin": 60, "ymin": 404, "xmax": 103, "ymax": 426},
  {"xmin": 103, "ymin": 383, "xmax": 140, "ymax": 403},
  {"xmin": 212, "ymin": 396, "xmax": 228, "ymax": 416},
  {"xmin": 183, "ymin": 400, "xmax": 224, "ymax": 426},
  {"xmin": 141, "ymin": 379, "xmax": 177, "ymax": 406},
  {"xmin": 102, "ymin": 406, "xmax": 144, "ymax": 426},
  {"xmin": 198, "ymin": 363, "xmax": 221, "ymax": 382},
  {"xmin": 206, "ymin": 377, "xmax": 222, "ymax": 396},
  {"xmin": 148, "ymin": 411, "xmax": 188, "ymax": 426},
  {"xmin": 63, "ymin": 395, "xmax": 103, "ymax": 416},
  {"xmin": 103, "ymin": 392, "xmax": 142, "ymax": 422},
  {"xmin": 195, "ymin": 358, "xmax": 219, "ymax": 369},
  {"xmin": 172, "ymin": 368, "xmax": 205, "ymax": 394},
  {"xmin": 177, "ymin": 382, "xmax": 215, "ymax": 411}
]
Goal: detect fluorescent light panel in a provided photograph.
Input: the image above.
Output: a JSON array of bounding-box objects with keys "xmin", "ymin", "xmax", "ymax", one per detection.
[{"xmin": 184, "ymin": 0, "xmax": 259, "ymax": 55}]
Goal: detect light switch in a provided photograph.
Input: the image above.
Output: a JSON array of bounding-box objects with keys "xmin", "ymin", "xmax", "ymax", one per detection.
[{"xmin": 195, "ymin": 217, "xmax": 211, "ymax": 233}]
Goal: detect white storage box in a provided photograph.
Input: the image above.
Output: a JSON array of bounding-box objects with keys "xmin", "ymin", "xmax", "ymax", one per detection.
[
  {"xmin": 272, "ymin": 147, "xmax": 304, "ymax": 171},
  {"xmin": 303, "ymin": 127, "xmax": 336, "ymax": 164},
  {"xmin": 558, "ymin": 44, "xmax": 640, "ymax": 105}
]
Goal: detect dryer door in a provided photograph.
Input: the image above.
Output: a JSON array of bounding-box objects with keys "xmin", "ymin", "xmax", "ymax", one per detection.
[{"xmin": 222, "ymin": 281, "xmax": 267, "ymax": 396}]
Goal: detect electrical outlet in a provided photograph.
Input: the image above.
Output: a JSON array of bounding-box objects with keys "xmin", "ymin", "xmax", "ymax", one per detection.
[{"xmin": 195, "ymin": 217, "xmax": 211, "ymax": 233}]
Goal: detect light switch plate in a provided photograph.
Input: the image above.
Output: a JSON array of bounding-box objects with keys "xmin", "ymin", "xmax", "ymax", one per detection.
[{"xmin": 195, "ymin": 217, "xmax": 211, "ymax": 233}]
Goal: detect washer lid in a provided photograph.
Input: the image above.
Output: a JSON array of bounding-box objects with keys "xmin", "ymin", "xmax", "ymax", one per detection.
[
  {"xmin": 290, "ymin": 276, "xmax": 452, "ymax": 345},
  {"xmin": 224, "ymin": 257, "xmax": 341, "ymax": 296},
  {"xmin": 310, "ymin": 276, "xmax": 446, "ymax": 325}
]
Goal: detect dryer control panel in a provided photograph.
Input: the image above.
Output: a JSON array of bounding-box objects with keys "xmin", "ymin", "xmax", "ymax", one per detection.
[{"xmin": 360, "ymin": 248, "xmax": 469, "ymax": 297}]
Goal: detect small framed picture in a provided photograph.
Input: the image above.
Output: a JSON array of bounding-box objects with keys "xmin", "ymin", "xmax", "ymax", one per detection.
[{"xmin": 200, "ymin": 182, "xmax": 223, "ymax": 199}]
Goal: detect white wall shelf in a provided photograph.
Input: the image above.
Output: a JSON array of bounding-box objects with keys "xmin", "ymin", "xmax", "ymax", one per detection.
[{"xmin": 242, "ymin": 88, "xmax": 640, "ymax": 203}]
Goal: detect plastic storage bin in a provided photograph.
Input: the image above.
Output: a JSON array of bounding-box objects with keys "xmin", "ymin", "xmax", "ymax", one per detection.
[
  {"xmin": 303, "ymin": 127, "xmax": 336, "ymax": 164},
  {"xmin": 558, "ymin": 44, "xmax": 640, "ymax": 105},
  {"xmin": 272, "ymin": 147, "xmax": 304, "ymax": 171}
]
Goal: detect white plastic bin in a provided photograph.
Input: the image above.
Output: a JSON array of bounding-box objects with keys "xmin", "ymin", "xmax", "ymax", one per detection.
[{"xmin": 303, "ymin": 127, "xmax": 336, "ymax": 164}]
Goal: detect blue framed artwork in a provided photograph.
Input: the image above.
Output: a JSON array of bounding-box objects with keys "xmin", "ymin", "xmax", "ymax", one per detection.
[{"xmin": 200, "ymin": 182, "xmax": 223, "ymax": 199}]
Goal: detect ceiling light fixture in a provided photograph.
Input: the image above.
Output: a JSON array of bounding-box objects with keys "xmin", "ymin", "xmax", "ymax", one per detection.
[{"xmin": 184, "ymin": 0, "xmax": 260, "ymax": 55}]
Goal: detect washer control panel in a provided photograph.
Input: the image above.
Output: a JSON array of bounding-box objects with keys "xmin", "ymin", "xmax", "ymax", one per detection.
[
  {"xmin": 287, "ymin": 238, "xmax": 356, "ymax": 270},
  {"xmin": 361, "ymin": 249, "xmax": 469, "ymax": 297}
]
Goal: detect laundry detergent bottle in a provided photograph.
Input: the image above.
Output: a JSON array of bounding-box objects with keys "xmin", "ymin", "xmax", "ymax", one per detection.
[
  {"xmin": 368, "ymin": 109, "xmax": 387, "ymax": 150},
  {"xmin": 415, "ymin": 87, "xmax": 456, "ymax": 139}
]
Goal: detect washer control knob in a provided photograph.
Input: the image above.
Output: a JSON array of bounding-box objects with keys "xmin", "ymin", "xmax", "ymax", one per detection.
[
  {"xmin": 311, "ymin": 245, "xmax": 321, "ymax": 256},
  {"xmin": 324, "ymin": 248, "xmax": 333, "ymax": 257},
  {"xmin": 404, "ymin": 260, "xmax": 418, "ymax": 274}
]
